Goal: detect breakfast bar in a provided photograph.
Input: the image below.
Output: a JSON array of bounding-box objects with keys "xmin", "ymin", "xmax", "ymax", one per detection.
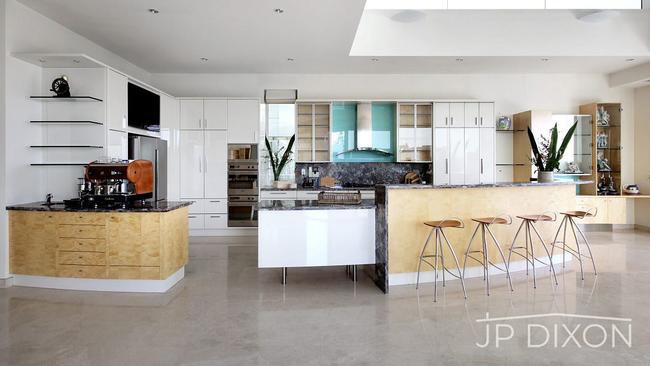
[
  {"xmin": 374, "ymin": 181, "xmax": 589, "ymax": 293},
  {"xmin": 6, "ymin": 201, "xmax": 191, "ymax": 293}
]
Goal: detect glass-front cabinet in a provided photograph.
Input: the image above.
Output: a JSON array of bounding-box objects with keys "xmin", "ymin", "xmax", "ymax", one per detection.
[
  {"xmin": 553, "ymin": 114, "xmax": 593, "ymax": 177},
  {"xmin": 296, "ymin": 102, "xmax": 331, "ymax": 162},
  {"xmin": 397, "ymin": 103, "xmax": 433, "ymax": 162}
]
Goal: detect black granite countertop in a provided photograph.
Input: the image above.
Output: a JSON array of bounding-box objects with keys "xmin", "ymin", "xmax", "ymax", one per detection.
[
  {"xmin": 380, "ymin": 181, "xmax": 592, "ymax": 190},
  {"xmin": 259, "ymin": 199, "xmax": 376, "ymax": 211},
  {"xmin": 261, "ymin": 186, "xmax": 375, "ymax": 191},
  {"xmin": 6, "ymin": 200, "xmax": 193, "ymax": 213}
]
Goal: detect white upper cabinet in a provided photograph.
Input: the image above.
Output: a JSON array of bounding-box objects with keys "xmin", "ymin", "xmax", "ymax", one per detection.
[
  {"xmin": 227, "ymin": 99, "xmax": 260, "ymax": 144},
  {"xmin": 464, "ymin": 103, "xmax": 480, "ymax": 128},
  {"xmin": 479, "ymin": 102, "xmax": 495, "ymax": 128},
  {"xmin": 449, "ymin": 128, "xmax": 465, "ymax": 185},
  {"xmin": 106, "ymin": 69, "xmax": 128, "ymax": 131},
  {"xmin": 204, "ymin": 130, "xmax": 228, "ymax": 198},
  {"xmin": 480, "ymin": 128, "xmax": 495, "ymax": 184},
  {"xmin": 204, "ymin": 100, "xmax": 228, "ymax": 130},
  {"xmin": 449, "ymin": 103, "xmax": 465, "ymax": 128},
  {"xmin": 180, "ymin": 100, "xmax": 204, "ymax": 130},
  {"xmin": 179, "ymin": 130, "xmax": 205, "ymax": 198},
  {"xmin": 434, "ymin": 103, "xmax": 450, "ymax": 127},
  {"xmin": 107, "ymin": 130, "xmax": 128, "ymax": 160}
]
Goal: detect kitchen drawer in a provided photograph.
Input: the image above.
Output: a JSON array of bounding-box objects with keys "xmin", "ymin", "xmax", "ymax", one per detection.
[
  {"xmin": 188, "ymin": 214, "xmax": 205, "ymax": 230},
  {"xmin": 205, "ymin": 214, "xmax": 228, "ymax": 229},
  {"xmin": 204, "ymin": 199, "xmax": 227, "ymax": 213},
  {"xmin": 58, "ymin": 238, "xmax": 106, "ymax": 252},
  {"xmin": 58, "ymin": 251, "xmax": 106, "ymax": 266},
  {"xmin": 260, "ymin": 190, "xmax": 297, "ymax": 200},
  {"xmin": 108, "ymin": 266, "xmax": 160, "ymax": 280},
  {"xmin": 296, "ymin": 191, "xmax": 320, "ymax": 200},
  {"xmin": 57, "ymin": 265, "xmax": 107, "ymax": 279},
  {"xmin": 181, "ymin": 200, "xmax": 204, "ymax": 214},
  {"xmin": 57, "ymin": 212, "xmax": 106, "ymax": 225},
  {"xmin": 58, "ymin": 225, "xmax": 106, "ymax": 239}
]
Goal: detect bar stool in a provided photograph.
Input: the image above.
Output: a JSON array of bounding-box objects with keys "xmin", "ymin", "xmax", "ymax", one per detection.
[
  {"xmin": 507, "ymin": 213, "xmax": 559, "ymax": 289},
  {"xmin": 463, "ymin": 215, "xmax": 514, "ymax": 296},
  {"xmin": 416, "ymin": 217, "xmax": 467, "ymax": 302},
  {"xmin": 550, "ymin": 208, "xmax": 598, "ymax": 280}
]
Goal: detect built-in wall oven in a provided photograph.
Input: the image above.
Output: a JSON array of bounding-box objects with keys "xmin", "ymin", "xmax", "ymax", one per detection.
[{"xmin": 228, "ymin": 145, "xmax": 258, "ymax": 227}]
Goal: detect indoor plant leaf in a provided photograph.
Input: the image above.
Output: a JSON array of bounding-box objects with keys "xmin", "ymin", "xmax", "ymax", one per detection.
[{"xmin": 527, "ymin": 127, "xmax": 544, "ymax": 172}]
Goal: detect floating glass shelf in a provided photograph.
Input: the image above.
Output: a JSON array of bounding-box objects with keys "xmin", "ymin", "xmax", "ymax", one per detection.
[
  {"xmin": 30, "ymin": 96, "xmax": 103, "ymax": 102},
  {"xmin": 30, "ymin": 163, "xmax": 88, "ymax": 166},
  {"xmin": 30, "ymin": 120, "xmax": 103, "ymax": 125},
  {"xmin": 30, "ymin": 145, "xmax": 103, "ymax": 148}
]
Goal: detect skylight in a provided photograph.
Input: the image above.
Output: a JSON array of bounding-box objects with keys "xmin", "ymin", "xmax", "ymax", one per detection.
[{"xmin": 364, "ymin": 0, "xmax": 643, "ymax": 10}]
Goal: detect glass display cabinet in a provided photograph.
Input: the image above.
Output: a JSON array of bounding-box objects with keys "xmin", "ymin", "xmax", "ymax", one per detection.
[{"xmin": 397, "ymin": 103, "xmax": 433, "ymax": 162}]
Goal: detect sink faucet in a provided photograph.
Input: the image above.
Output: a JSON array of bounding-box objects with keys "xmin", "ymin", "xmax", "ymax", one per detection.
[{"xmin": 46, "ymin": 193, "xmax": 53, "ymax": 205}]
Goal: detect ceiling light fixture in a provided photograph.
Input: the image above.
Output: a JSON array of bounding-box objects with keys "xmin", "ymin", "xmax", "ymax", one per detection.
[
  {"xmin": 625, "ymin": 58, "xmax": 636, "ymax": 62},
  {"xmin": 287, "ymin": 58, "xmax": 295, "ymax": 61},
  {"xmin": 72, "ymin": 59, "xmax": 80, "ymax": 64},
  {"xmin": 148, "ymin": 8, "xmax": 159, "ymax": 14},
  {"xmin": 200, "ymin": 57, "xmax": 209, "ymax": 62},
  {"xmin": 541, "ymin": 58, "xmax": 550, "ymax": 62},
  {"xmin": 456, "ymin": 58, "xmax": 464, "ymax": 62},
  {"xmin": 371, "ymin": 58, "xmax": 379, "ymax": 62},
  {"xmin": 274, "ymin": 8, "xmax": 284, "ymax": 14},
  {"xmin": 38, "ymin": 58, "xmax": 46, "ymax": 63}
]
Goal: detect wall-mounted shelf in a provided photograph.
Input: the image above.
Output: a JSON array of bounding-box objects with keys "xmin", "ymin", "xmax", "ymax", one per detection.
[
  {"xmin": 30, "ymin": 96, "xmax": 103, "ymax": 102},
  {"xmin": 30, "ymin": 163, "xmax": 89, "ymax": 166},
  {"xmin": 30, "ymin": 120, "xmax": 104, "ymax": 125},
  {"xmin": 29, "ymin": 145, "xmax": 103, "ymax": 149}
]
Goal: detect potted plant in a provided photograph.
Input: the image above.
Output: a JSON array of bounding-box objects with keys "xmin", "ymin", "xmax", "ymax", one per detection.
[
  {"xmin": 527, "ymin": 122, "xmax": 578, "ymax": 183},
  {"xmin": 265, "ymin": 135, "xmax": 296, "ymax": 188}
]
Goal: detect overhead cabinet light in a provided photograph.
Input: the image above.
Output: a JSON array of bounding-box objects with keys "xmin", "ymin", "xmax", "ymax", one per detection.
[{"xmin": 365, "ymin": 0, "xmax": 641, "ymax": 9}]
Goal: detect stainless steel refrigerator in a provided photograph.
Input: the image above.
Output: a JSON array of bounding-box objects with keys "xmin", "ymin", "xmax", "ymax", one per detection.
[{"xmin": 128, "ymin": 134, "xmax": 167, "ymax": 201}]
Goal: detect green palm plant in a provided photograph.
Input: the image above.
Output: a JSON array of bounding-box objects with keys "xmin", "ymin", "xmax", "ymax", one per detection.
[
  {"xmin": 527, "ymin": 122, "xmax": 578, "ymax": 172},
  {"xmin": 265, "ymin": 135, "xmax": 296, "ymax": 181}
]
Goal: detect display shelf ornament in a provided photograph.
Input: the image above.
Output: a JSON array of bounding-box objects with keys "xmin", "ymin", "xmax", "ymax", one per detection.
[
  {"xmin": 50, "ymin": 75, "xmax": 71, "ymax": 97},
  {"xmin": 597, "ymin": 106, "xmax": 610, "ymax": 127}
]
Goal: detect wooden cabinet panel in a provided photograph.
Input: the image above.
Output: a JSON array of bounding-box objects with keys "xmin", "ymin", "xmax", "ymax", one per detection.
[
  {"xmin": 57, "ymin": 212, "xmax": 106, "ymax": 225},
  {"xmin": 108, "ymin": 214, "xmax": 160, "ymax": 266},
  {"xmin": 58, "ymin": 238, "xmax": 106, "ymax": 252},
  {"xmin": 108, "ymin": 266, "xmax": 161, "ymax": 280},
  {"xmin": 58, "ymin": 251, "xmax": 106, "ymax": 266},
  {"xmin": 57, "ymin": 265, "xmax": 107, "ymax": 279},
  {"xmin": 9, "ymin": 212, "xmax": 58, "ymax": 276},
  {"xmin": 58, "ymin": 225, "xmax": 106, "ymax": 239},
  {"xmin": 140, "ymin": 214, "xmax": 162, "ymax": 266}
]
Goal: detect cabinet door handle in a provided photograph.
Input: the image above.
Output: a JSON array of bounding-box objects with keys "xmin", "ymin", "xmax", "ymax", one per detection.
[
  {"xmin": 445, "ymin": 117, "xmax": 448, "ymax": 126},
  {"xmin": 210, "ymin": 200, "xmax": 221, "ymax": 203},
  {"xmin": 475, "ymin": 117, "xmax": 478, "ymax": 126},
  {"xmin": 445, "ymin": 158, "xmax": 449, "ymax": 174},
  {"xmin": 450, "ymin": 117, "xmax": 454, "ymax": 126},
  {"xmin": 199, "ymin": 118, "xmax": 202, "ymax": 129},
  {"xmin": 480, "ymin": 117, "xmax": 483, "ymax": 126},
  {"xmin": 210, "ymin": 215, "xmax": 221, "ymax": 218},
  {"xmin": 188, "ymin": 215, "xmax": 197, "ymax": 218},
  {"xmin": 204, "ymin": 118, "xmax": 208, "ymax": 129},
  {"xmin": 198, "ymin": 156, "xmax": 202, "ymax": 173},
  {"xmin": 481, "ymin": 158, "xmax": 484, "ymax": 174},
  {"xmin": 204, "ymin": 156, "xmax": 208, "ymax": 173}
]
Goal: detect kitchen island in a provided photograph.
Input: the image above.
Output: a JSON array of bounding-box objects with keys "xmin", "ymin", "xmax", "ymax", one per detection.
[
  {"xmin": 6, "ymin": 201, "xmax": 191, "ymax": 293},
  {"xmin": 375, "ymin": 181, "xmax": 590, "ymax": 293},
  {"xmin": 258, "ymin": 199, "xmax": 376, "ymax": 283}
]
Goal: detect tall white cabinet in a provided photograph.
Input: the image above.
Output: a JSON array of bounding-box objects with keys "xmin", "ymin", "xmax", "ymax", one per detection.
[{"xmin": 433, "ymin": 102, "xmax": 495, "ymax": 186}]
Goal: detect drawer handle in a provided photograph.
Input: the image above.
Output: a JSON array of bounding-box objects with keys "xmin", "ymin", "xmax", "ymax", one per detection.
[
  {"xmin": 210, "ymin": 200, "xmax": 221, "ymax": 203},
  {"xmin": 78, "ymin": 256, "xmax": 83, "ymax": 259},
  {"xmin": 188, "ymin": 215, "xmax": 197, "ymax": 218},
  {"xmin": 210, "ymin": 215, "xmax": 221, "ymax": 218},
  {"xmin": 78, "ymin": 269, "xmax": 83, "ymax": 273}
]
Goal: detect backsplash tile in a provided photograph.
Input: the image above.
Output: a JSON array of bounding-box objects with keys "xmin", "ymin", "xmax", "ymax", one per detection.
[{"xmin": 295, "ymin": 162, "xmax": 432, "ymax": 186}]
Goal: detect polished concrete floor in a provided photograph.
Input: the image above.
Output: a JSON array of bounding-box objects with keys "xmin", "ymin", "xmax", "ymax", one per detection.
[{"xmin": 1, "ymin": 230, "xmax": 650, "ymax": 365}]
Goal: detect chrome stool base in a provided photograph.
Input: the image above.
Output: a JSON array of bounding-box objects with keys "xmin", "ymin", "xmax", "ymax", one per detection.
[
  {"xmin": 463, "ymin": 218, "xmax": 513, "ymax": 296},
  {"xmin": 416, "ymin": 225, "xmax": 467, "ymax": 302},
  {"xmin": 550, "ymin": 212, "xmax": 597, "ymax": 280},
  {"xmin": 507, "ymin": 215, "xmax": 558, "ymax": 288}
]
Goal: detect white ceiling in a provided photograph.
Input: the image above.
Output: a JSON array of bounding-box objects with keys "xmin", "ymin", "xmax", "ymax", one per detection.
[{"xmin": 17, "ymin": 0, "xmax": 650, "ymax": 74}]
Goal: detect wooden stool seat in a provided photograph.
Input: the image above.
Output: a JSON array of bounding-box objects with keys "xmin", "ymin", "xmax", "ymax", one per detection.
[
  {"xmin": 472, "ymin": 217, "xmax": 509, "ymax": 225},
  {"xmin": 560, "ymin": 211, "xmax": 594, "ymax": 219},
  {"xmin": 424, "ymin": 219, "xmax": 463, "ymax": 228},
  {"xmin": 517, "ymin": 214, "xmax": 554, "ymax": 222}
]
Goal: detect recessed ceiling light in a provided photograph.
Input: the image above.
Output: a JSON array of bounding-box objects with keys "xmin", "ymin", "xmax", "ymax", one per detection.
[
  {"xmin": 456, "ymin": 58, "xmax": 464, "ymax": 62},
  {"xmin": 72, "ymin": 59, "xmax": 80, "ymax": 64},
  {"xmin": 625, "ymin": 58, "xmax": 636, "ymax": 62},
  {"xmin": 38, "ymin": 58, "xmax": 46, "ymax": 63},
  {"xmin": 541, "ymin": 58, "xmax": 550, "ymax": 62},
  {"xmin": 371, "ymin": 58, "xmax": 379, "ymax": 62},
  {"xmin": 274, "ymin": 8, "xmax": 284, "ymax": 14},
  {"xmin": 287, "ymin": 58, "xmax": 295, "ymax": 62},
  {"xmin": 200, "ymin": 57, "xmax": 209, "ymax": 62},
  {"xmin": 148, "ymin": 8, "xmax": 159, "ymax": 14}
]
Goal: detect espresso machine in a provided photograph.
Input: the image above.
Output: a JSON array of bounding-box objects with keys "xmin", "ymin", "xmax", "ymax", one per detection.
[{"xmin": 69, "ymin": 160, "xmax": 154, "ymax": 209}]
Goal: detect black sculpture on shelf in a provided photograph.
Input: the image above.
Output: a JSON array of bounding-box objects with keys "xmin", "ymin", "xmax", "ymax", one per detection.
[
  {"xmin": 50, "ymin": 75, "xmax": 70, "ymax": 97},
  {"xmin": 608, "ymin": 175, "xmax": 618, "ymax": 195},
  {"xmin": 598, "ymin": 174, "xmax": 608, "ymax": 195}
]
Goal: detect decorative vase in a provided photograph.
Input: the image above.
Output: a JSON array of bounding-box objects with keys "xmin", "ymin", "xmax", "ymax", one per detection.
[{"xmin": 538, "ymin": 171, "xmax": 554, "ymax": 183}]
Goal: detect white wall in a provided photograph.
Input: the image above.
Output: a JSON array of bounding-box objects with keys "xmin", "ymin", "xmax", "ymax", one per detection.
[
  {"xmin": 0, "ymin": 0, "xmax": 154, "ymax": 278},
  {"xmin": 0, "ymin": 0, "xmax": 7, "ymax": 280},
  {"xmin": 634, "ymin": 85, "xmax": 650, "ymax": 227}
]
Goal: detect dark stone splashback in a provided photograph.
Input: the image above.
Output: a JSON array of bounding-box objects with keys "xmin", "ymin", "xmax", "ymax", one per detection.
[{"xmin": 295, "ymin": 163, "xmax": 432, "ymax": 185}]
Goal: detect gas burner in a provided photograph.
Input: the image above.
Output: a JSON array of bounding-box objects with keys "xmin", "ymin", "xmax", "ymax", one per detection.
[{"xmin": 341, "ymin": 182, "xmax": 375, "ymax": 188}]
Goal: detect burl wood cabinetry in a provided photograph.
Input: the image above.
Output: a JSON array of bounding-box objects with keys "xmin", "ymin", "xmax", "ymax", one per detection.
[{"xmin": 9, "ymin": 208, "xmax": 188, "ymax": 280}]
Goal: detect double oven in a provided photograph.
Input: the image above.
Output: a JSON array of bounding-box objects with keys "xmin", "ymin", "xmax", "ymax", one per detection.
[{"xmin": 227, "ymin": 145, "xmax": 258, "ymax": 227}]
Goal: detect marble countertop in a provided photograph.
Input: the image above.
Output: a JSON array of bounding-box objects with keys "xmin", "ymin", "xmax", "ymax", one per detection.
[
  {"xmin": 380, "ymin": 181, "xmax": 592, "ymax": 190},
  {"xmin": 6, "ymin": 200, "xmax": 193, "ymax": 213},
  {"xmin": 259, "ymin": 199, "xmax": 376, "ymax": 211},
  {"xmin": 261, "ymin": 186, "xmax": 375, "ymax": 191}
]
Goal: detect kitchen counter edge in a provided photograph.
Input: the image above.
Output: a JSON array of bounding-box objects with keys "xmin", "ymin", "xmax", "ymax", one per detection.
[{"xmin": 6, "ymin": 200, "xmax": 193, "ymax": 213}]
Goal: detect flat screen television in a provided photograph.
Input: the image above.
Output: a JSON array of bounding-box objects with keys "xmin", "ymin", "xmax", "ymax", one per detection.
[{"xmin": 128, "ymin": 82, "xmax": 160, "ymax": 132}]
